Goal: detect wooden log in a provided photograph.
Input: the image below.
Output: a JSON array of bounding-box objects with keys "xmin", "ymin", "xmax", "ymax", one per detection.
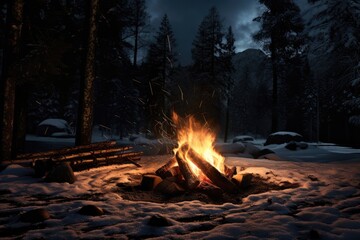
[
  {"xmin": 196, "ymin": 181, "xmax": 223, "ymax": 198},
  {"xmin": 140, "ymin": 174, "xmax": 163, "ymax": 190},
  {"xmin": 232, "ymin": 173, "xmax": 253, "ymax": 188},
  {"xmin": 155, "ymin": 157, "xmax": 177, "ymax": 179},
  {"xmin": 175, "ymin": 152, "xmax": 200, "ymax": 190},
  {"xmin": 224, "ymin": 165, "xmax": 237, "ymax": 178},
  {"xmin": 182, "ymin": 144, "xmax": 239, "ymax": 194},
  {"xmin": 162, "ymin": 166, "xmax": 181, "ymax": 179},
  {"xmin": 18, "ymin": 146, "xmax": 132, "ymax": 164},
  {"xmin": 51, "ymin": 146, "xmax": 132, "ymax": 162},
  {"xmin": 16, "ymin": 141, "xmax": 118, "ymax": 160},
  {"xmin": 154, "ymin": 179, "xmax": 185, "ymax": 196},
  {"xmin": 70, "ymin": 152, "xmax": 142, "ymax": 171}
]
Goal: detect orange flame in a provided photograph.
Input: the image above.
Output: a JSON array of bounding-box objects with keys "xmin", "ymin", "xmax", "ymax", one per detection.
[{"xmin": 173, "ymin": 112, "xmax": 224, "ymax": 181}]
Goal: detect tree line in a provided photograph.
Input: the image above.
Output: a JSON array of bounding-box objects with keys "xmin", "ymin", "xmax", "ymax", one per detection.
[{"xmin": 1, "ymin": 0, "xmax": 359, "ymax": 161}]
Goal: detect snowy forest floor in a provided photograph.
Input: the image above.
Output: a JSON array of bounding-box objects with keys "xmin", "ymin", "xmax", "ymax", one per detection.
[{"xmin": 1, "ymin": 149, "xmax": 360, "ymax": 239}]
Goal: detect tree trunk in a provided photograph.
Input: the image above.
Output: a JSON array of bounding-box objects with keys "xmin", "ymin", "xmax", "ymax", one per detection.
[
  {"xmin": 0, "ymin": 0, "xmax": 24, "ymax": 161},
  {"xmin": 12, "ymin": 86, "xmax": 27, "ymax": 155},
  {"xmin": 224, "ymin": 97, "xmax": 230, "ymax": 143},
  {"xmin": 270, "ymin": 45, "xmax": 278, "ymax": 133},
  {"xmin": 76, "ymin": 0, "xmax": 99, "ymax": 146}
]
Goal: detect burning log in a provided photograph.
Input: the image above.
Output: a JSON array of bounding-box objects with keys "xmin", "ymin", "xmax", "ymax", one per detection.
[
  {"xmin": 182, "ymin": 144, "xmax": 239, "ymax": 194},
  {"xmin": 175, "ymin": 152, "xmax": 200, "ymax": 190},
  {"xmin": 224, "ymin": 165, "xmax": 237, "ymax": 179},
  {"xmin": 155, "ymin": 157, "xmax": 177, "ymax": 179}
]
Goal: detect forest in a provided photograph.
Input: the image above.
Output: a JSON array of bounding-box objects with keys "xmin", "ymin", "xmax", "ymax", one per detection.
[{"xmin": 1, "ymin": 0, "xmax": 359, "ymax": 161}]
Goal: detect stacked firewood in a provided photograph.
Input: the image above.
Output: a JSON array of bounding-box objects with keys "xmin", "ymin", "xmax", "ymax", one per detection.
[
  {"xmin": 15, "ymin": 141, "xmax": 142, "ymax": 176},
  {"xmin": 142, "ymin": 144, "xmax": 252, "ymax": 195}
]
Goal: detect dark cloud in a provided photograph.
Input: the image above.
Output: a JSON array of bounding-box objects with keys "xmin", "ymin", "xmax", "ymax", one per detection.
[{"xmin": 147, "ymin": 0, "xmax": 263, "ymax": 65}]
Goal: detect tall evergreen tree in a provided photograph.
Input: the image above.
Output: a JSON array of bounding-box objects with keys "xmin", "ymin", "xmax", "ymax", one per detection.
[
  {"xmin": 253, "ymin": 0, "xmax": 305, "ymax": 132},
  {"xmin": 222, "ymin": 26, "xmax": 236, "ymax": 142},
  {"xmin": 145, "ymin": 14, "xmax": 177, "ymax": 136},
  {"xmin": 0, "ymin": 0, "xmax": 24, "ymax": 161},
  {"xmin": 191, "ymin": 6, "xmax": 224, "ymax": 127},
  {"xmin": 307, "ymin": 0, "xmax": 360, "ymax": 143},
  {"xmin": 129, "ymin": 0, "xmax": 149, "ymax": 67}
]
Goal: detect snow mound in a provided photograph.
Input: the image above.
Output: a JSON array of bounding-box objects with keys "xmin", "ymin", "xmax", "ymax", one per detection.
[
  {"xmin": 232, "ymin": 135, "xmax": 255, "ymax": 143},
  {"xmin": 36, "ymin": 119, "xmax": 72, "ymax": 137},
  {"xmin": 265, "ymin": 131, "xmax": 304, "ymax": 145}
]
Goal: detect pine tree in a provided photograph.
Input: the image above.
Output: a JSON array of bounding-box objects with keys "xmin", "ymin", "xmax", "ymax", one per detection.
[
  {"xmin": 145, "ymin": 14, "xmax": 177, "ymax": 136},
  {"xmin": 191, "ymin": 6, "xmax": 224, "ymax": 127},
  {"xmin": 307, "ymin": 0, "xmax": 360, "ymax": 143},
  {"xmin": 253, "ymin": 0, "xmax": 305, "ymax": 132},
  {"xmin": 129, "ymin": 0, "xmax": 149, "ymax": 67},
  {"xmin": 222, "ymin": 26, "xmax": 236, "ymax": 142}
]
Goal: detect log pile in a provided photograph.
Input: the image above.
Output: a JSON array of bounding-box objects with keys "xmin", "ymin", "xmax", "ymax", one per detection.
[
  {"xmin": 143, "ymin": 144, "xmax": 252, "ymax": 196},
  {"xmin": 15, "ymin": 141, "xmax": 142, "ymax": 176}
]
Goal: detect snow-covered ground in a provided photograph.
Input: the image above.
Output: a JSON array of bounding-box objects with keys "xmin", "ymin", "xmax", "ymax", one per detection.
[{"xmin": 1, "ymin": 142, "xmax": 360, "ymax": 239}]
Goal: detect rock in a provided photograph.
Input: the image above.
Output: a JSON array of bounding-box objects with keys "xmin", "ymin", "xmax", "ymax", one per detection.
[
  {"xmin": 259, "ymin": 153, "xmax": 284, "ymax": 161},
  {"xmin": 154, "ymin": 179, "xmax": 185, "ymax": 196},
  {"xmin": 45, "ymin": 162, "xmax": 76, "ymax": 184},
  {"xmin": 140, "ymin": 174, "xmax": 163, "ymax": 191},
  {"xmin": 254, "ymin": 148, "xmax": 274, "ymax": 159},
  {"xmin": 78, "ymin": 205, "xmax": 104, "ymax": 216},
  {"xmin": 19, "ymin": 208, "xmax": 50, "ymax": 223},
  {"xmin": 232, "ymin": 173, "xmax": 253, "ymax": 189},
  {"xmin": 284, "ymin": 141, "xmax": 309, "ymax": 151},
  {"xmin": 243, "ymin": 143, "xmax": 261, "ymax": 158},
  {"xmin": 214, "ymin": 142, "xmax": 245, "ymax": 155},
  {"xmin": 148, "ymin": 214, "xmax": 172, "ymax": 227},
  {"xmin": 232, "ymin": 135, "xmax": 255, "ymax": 143},
  {"xmin": 34, "ymin": 159, "xmax": 55, "ymax": 178},
  {"xmin": 264, "ymin": 131, "xmax": 304, "ymax": 145},
  {"xmin": 299, "ymin": 142, "xmax": 308, "ymax": 149},
  {"xmin": 285, "ymin": 141, "xmax": 298, "ymax": 151}
]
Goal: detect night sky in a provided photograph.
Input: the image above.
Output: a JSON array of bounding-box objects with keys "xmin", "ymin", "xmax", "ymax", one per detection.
[{"xmin": 147, "ymin": 0, "xmax": 309, "ymax": 65}]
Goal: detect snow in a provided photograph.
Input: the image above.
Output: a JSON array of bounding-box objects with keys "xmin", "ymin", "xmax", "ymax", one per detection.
[
  {"xmin": 1, "ymin": 145, "xmax": 360, "ymax": 239},
  {"xmin": 269, "ymin": 131, "xmax": 302, "ymax": 137},
  {"xmin": 38, "ymin": 119, "xmax": 69, "ymax": 129}
]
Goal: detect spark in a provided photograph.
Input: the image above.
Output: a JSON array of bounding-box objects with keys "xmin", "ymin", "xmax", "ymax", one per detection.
[
  {"xmin": 167, "ymin": 35, "xmax": 171, "ymax": 52},
  {"xmin": 178, "ymin": 85, "xmax": 184, "ymax": 100},
  {"xmin": 36, "ymin": 100, "xmax": 41, "ymax": 105},
  {"xmin": 149, "ymin": 81, "xmax": 153, "ymax": 96},
  {"xmin": 212, "ymin": 90, "xmax": 216, "ymax": 98},
  {"xmin": 162, "ymin": 88, "xmax": 171, "ymax": 96},
  {"xmin": 137, "ymin": 98, "xmax": 145, "ymax": 104},
  {"xmin": 99, "ymin": 124, "xmax": 111, "ymax": 131},
  {"xmin": 199, "ymin": 100, "xmax": 203, "ymax": 108},
  {"xmin": 132, "ymin": 78, "xmax": 141, "ymax": 84}
]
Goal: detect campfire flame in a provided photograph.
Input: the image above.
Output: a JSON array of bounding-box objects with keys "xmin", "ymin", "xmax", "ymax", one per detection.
[{"xmin": 172, "ymin": 112, "xmax": 225, "ymax": 181}]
